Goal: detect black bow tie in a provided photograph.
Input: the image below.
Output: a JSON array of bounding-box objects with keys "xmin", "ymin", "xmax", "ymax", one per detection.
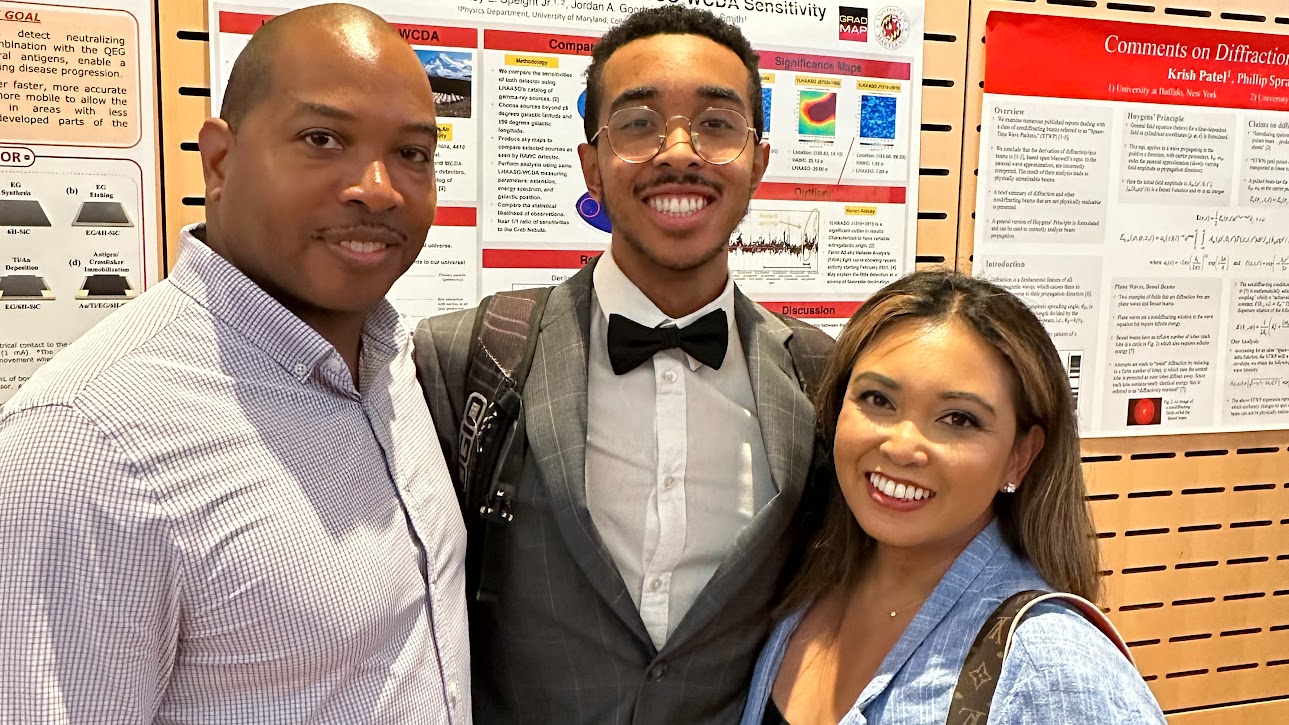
[{"xmin": 606, "ymin": 309, "xmax": 728, "ymax": 375}]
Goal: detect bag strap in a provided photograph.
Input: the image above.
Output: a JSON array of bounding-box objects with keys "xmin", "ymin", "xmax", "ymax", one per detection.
[
  {"xmin": 459, "ymin": 288, "xmax": 550, "ymax": 487},
  {"xmin": 459, "ymin": 287, "xmax": 551, "ymax": 603},
  {"xmin": 946, "ymin": 590, "xmax": 1133, "ymax": 725}
]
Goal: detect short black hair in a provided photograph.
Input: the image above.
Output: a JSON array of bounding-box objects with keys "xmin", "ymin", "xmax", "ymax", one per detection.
[
  {"xmin": 219, "ymin": 3, "xmax": 388, "ymax": 130},
  {"xmin": 583, "ymin": 6, "xmax": 763, "ymax": 142}
]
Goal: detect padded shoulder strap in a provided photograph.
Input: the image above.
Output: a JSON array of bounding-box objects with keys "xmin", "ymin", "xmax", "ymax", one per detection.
[
  {"xmin": 459, "ymin": 287, "xmax": 551, "ymax": 497},
  {"xmin": 459, "ymin": 287, "xmax": 551, "ymax": 604},
  {"xmin": 473, "ymin": 287, "xmax": 551, "ymax": 388}
]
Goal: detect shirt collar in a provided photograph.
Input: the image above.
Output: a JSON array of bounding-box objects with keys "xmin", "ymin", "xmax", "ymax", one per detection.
[
  {"xmin": 592, "ymin": 248, "xmax": 736, "ymax": 371},
  {"xmin": 169, "ymin": 224, "xmax": 406, "ymax": 382}
]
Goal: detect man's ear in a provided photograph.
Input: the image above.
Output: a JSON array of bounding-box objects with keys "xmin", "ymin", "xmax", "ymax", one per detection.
[
  {"xmin": 748, "ymin": 140, "xmax": 770, "ymax": 197},
  {"xmin": 578, "ymin": 142, "xmax": 602, "ymax": 201},
  {"xmin": 197, "ymin": 119, "xmax": 235, "ymax": 204}
]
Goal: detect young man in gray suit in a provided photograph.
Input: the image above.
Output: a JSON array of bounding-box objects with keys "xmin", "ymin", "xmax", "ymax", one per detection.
[{"xmin": 415, "ymin": 6, "xmax": 834, "ymax": 723}]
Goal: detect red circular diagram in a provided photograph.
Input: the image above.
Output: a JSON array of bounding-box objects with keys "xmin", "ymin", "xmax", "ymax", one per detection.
[{"xmin": 1132, "ymin": 398, "xmax": 1156, "ymax": 426}]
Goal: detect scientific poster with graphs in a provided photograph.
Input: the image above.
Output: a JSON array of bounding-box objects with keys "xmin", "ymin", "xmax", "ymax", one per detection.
[
  {"xmin": 975, "ymin": 12, "xmax": 1289, "ymax": 437},
  {"xmin": 0, "ymin": 0, "xmax": 159, "ymax": 402},
  {"xmin": 210, "ymin": 0, "xmax": 924, "ymax": 335}
]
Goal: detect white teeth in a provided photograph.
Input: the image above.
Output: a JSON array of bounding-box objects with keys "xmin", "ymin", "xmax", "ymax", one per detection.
[
  {"xmin": 648, "ymin": 195, "xmax": 708, "ymax": 217},
  {"xmin": 340, "ymin": 240, "xmax": 388, "ymax": 254},
  {"xmin": 870, "ymin": 472, "xmax": 932, "ymax": 502}
]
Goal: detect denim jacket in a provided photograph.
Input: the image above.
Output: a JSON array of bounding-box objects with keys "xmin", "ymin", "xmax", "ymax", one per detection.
[{"xmin": 740, "ymin": 521, "xmax": 1166, "ymax": 724}]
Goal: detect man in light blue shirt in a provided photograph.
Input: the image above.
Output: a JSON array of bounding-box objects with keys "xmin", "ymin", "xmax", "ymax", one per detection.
[{"xmin": 0, "ymin": 5, "xmax": 469, "ymax": 722}]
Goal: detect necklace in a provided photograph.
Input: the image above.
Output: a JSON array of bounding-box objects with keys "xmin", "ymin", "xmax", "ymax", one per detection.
[{"xmin": 888, "ymin": 595, "xmax": 928, "ymax": 618}]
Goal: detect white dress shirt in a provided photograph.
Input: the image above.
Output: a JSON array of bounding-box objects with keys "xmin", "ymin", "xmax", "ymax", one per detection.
[
  {"xmin": 0, "ymin": 226, "xmax": 469, "ymax": 723},
  {"xmin": 585, "ymin": 251, "xmax": 775, "ymax": 650}
]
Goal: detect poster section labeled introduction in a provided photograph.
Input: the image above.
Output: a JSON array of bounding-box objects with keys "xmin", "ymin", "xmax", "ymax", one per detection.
[
  {"xmin": 976, "ymin": 12, "xmax": 1289, "ymax": 437},
  {"xmin": 0, "ymin": 0, "xmax": 160, "ymax": 403},
  {"xmin": 211, "ymin": 1, "xmax": 923, "ymax": 335}
]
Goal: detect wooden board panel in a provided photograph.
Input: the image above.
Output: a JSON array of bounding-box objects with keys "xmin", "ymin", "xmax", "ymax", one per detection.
[
  {"xmin": 157, "ymin": 0, "xmax": 209, "ymax": 269},
  {"xmin": 916, "ymin": 0, "xmax": 972, "ymax": 267},
  {"xmin": 1169, "ymin": 697, "xmax": 1289, "ymax": 725}
]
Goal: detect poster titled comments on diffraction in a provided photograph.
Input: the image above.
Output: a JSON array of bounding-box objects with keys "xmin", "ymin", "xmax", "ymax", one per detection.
[{"xmin": 976, "ymin": 12, "xmax": 1289, "ymax": 437}]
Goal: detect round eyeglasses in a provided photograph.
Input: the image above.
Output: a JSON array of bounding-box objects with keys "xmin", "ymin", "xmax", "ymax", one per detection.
[{"xmin": 590, "ymin": 107, "xmax": 758, "ymax": 165}]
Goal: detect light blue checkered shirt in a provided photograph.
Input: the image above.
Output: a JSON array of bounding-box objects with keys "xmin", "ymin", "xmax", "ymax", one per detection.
[
  {"xmin": 0, "ymin": 225, "xmax": 470, "ymax": 723},
  {"xmin": 741, "ymin": 520, "xmax": 1166, "ymax": 724}
]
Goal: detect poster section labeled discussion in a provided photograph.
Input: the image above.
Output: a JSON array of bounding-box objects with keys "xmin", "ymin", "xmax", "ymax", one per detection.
[
  {"xmin": 975, "ymin": 12, "xmax": 1289, "ymax": 436},
  {"xmin": 210, "ymin": 1, "xmax": 924, "ymax": 334},
  {"xmin": 0, "ymin": 0, "xmax": 160, "ymax": 403}
]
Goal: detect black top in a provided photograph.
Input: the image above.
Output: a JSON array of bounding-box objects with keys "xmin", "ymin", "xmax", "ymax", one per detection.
[{"xmin": 762, "ymin": 698, "xmax": 792, "ymax": 725}]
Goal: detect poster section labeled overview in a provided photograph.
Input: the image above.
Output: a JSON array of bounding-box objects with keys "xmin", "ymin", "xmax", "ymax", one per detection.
[
  {"xmin": 0, "ymin": 0, "xmax": 159, "ymax": 403},
  {"xmin": 975, "ymin": 12, "xmax": 1289, "ymax": 437},
  {"xmin": 210, "ymin": 1, "xmax": 924, "ymax": 335}
]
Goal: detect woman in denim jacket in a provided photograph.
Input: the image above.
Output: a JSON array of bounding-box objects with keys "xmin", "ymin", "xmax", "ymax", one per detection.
[{"xmin": 743, "ymin": 271, "xmax": 1165, "ymax": 725}]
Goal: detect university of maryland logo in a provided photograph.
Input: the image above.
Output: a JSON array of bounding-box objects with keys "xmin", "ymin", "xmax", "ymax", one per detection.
[{"xmin": 875, "ymin": 6, "xmax": 910, "ymax": 49}]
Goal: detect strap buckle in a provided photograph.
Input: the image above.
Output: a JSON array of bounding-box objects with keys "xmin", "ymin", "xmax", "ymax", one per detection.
[{"xmin": 479, "ymin": 486, "xmax": 515, "ymax": 523}]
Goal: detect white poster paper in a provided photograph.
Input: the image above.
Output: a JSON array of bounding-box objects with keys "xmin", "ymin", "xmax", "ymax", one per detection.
[{"xmin": 0, "ymin": 0, "xmax": 160, "ymax": 402}]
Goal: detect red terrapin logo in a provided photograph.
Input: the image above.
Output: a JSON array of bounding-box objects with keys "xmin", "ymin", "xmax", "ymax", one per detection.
[
  {"xmin": 839, "ymin": 7, "xmax": 868, "ymax": 42},
  {"xmin": 875, "ymin": 6, "xmax": 910, "ymax": 49}
]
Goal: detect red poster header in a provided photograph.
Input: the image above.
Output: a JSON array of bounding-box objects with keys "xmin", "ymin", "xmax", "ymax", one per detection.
[
  {"xmin": 758, "ymin": 301, "xmax": 862, "ymax": 319},
  {"xmin": 756, "ymin": 182, "xmax": 906, "ymax": 204},
  {"xmin": 434, "ymin": 207, "xmax": 476, "ymax": 227},
  {"xmin": 759, "ymin": 51, "xmax": 911, "ymax": 82},
  {"xmin": 483, "ymin": 249, "xmax": 603, "ymax": 269},
  {"xmin": 218, "ymin": 12, "xmax": 476, "ymax": 48},
  {"xmin": 485, "ymin": 30, "xmax": 597, "ymax": 56},
  {"xmin": 218, "ymin": 12, "xmax": 271, "ymax": 34},
  {"xmin": 985, "ymin": 12, "xmax": 1289, "ymax": 112}
]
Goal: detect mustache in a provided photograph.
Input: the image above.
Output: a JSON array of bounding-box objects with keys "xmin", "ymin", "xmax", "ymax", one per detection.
[
  {"xmin": 315, "ymin": 223, "xmax": 407, "ymax": 245},
  {"xmin": 633, "ymin": 173, "xmax": 722, "ymax": 196}
]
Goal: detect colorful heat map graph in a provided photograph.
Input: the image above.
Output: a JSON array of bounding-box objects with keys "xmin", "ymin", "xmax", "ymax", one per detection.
[{"xmin": 798, "ymin": 90, "xmax": 837, "ymax": 137}]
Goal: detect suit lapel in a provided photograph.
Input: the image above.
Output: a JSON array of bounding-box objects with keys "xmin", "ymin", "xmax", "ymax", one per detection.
[
  {"xmin": 735, "ymin": 291, "xmax": 814, "ymax": 501},
  {"xmin": 523, "ymin": 261, "xmax": 651, "ymax": 644}
]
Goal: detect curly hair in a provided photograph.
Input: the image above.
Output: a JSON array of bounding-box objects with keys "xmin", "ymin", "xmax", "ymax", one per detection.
[{"xmin": 582, "ymin": 5, "xmax": 763, "ymax": 141}]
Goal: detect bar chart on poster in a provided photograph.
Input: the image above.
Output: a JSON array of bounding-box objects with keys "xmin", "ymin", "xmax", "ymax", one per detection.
[
  {"xmin": 0, "ymin": 0, "xmax": 159, "ymax": 402},
  {"xmin": 209, "ymin": 0, "xmax": 924, "ymax": 335}
]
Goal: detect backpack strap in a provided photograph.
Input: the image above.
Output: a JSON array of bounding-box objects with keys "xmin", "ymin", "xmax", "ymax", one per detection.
[
  {"xmin": 459, "ymin": 287, "xmax": 551, "ymax": 603},
  {"xmin": 946, "ymin": 590, "xmax": 1132, "ymax": 725}
]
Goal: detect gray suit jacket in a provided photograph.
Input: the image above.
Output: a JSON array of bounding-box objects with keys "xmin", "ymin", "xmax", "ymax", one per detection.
[{"xmin": 413, "ymin": 261, "xmax": 834, "ymax": 725}]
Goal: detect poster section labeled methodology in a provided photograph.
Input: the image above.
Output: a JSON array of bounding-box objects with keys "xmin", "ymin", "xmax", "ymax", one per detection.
[
  {"xmin": 211, "ymin": 0, "xmax": 923, "ymax": 335},
  {"xmin": 975, "ymin": 12, "xmax": 1289, "ymax": 437},
  {"xmin": 0, "ymin": 0, "xmax": 160, "ymax": 403}
]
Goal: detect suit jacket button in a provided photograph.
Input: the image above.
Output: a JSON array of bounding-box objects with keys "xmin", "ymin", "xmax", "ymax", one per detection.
[{"xmin": 648, "ymin": 664, "xmax": 667, "ymax": 681}]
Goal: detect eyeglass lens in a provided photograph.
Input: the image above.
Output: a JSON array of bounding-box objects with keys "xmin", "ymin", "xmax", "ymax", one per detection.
[{"xmin": 604, "ymin": 108, "xmax": 751, "ymax": 163}]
